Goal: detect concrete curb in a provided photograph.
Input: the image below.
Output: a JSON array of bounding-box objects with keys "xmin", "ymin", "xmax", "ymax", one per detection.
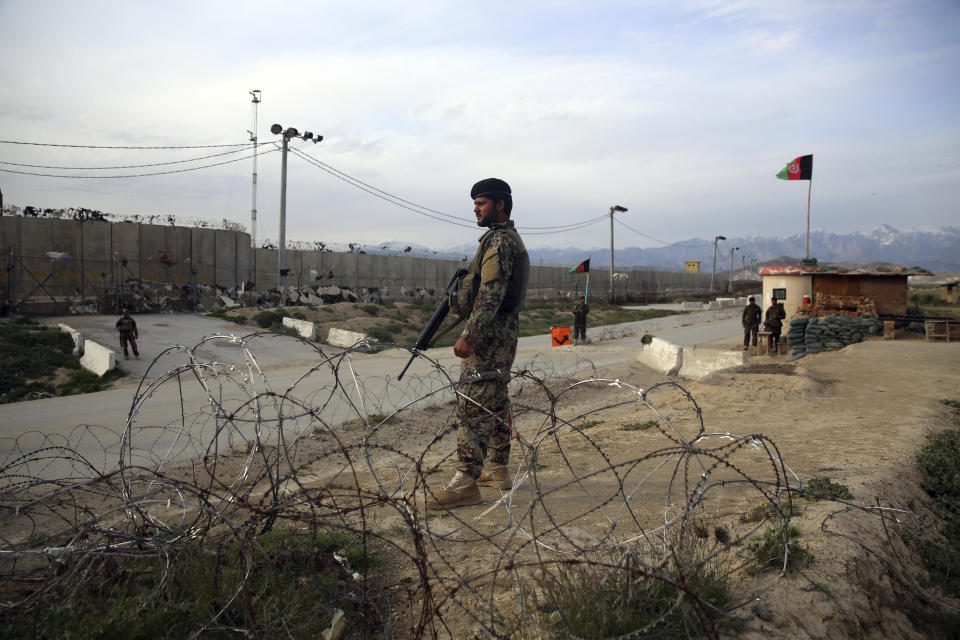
[
  {"xmin": 327, "ymin": 327, "xmax": 370, "ymax": 349},
  {"xmin": 282, "ymin": 316, "xmax": 317, "ymax": 340},
  {"xmin": 57, "ymin": 323, "xmax": 85, "ymax": 356},
  {"xmin": 637, "ymin": 337, "xmax": 682, "ymax": 376},
  {"xmin": 679, "ymin": 347, "xmax": 746, "ymax": 379},
  {"xmin": 638, "ymin": 338, "xmax": 745, "ymax": 380},
  {"xmin": 79, "ymin": 341, "xmax": 116, "ymax": 376}
]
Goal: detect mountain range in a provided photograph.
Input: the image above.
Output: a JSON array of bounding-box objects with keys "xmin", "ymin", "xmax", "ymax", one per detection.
[{"xmin": 373, "ymin": 225, "xmax": 960, "ymax": 273}]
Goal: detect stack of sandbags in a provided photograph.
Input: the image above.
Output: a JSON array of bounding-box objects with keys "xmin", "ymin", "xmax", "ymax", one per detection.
[
  {"xmin": 788, "ymin": 317, "xmax": 809, "ymax": 360},
  {"xmin": 789, "ymin": 314, "xmax": 884, "ymax": 360}
]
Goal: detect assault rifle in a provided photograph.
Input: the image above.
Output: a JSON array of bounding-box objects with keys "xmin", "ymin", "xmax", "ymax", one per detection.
[{"xmin": 397, "ymin": 267, "xmax": 469, "ymax": 381}]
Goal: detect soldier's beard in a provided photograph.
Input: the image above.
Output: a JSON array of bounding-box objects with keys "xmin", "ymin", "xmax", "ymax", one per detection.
[{"xmin": 476, "ymin": 211, "xmax": 496, "ymax": 227}]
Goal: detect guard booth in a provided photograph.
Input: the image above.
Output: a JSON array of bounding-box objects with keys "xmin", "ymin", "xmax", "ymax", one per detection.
[{"xmin": 759, "ymin": 263, "xmax": 916, "ymax": 327}]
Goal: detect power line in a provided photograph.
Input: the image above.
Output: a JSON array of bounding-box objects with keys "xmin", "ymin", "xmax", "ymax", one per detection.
[
  {"xmin": 288, "ymin": 146, "xmax": 476, "ymax": 229},
  {"xmin": 521, "ymin": 217, "xmax": 607, "ymax": 235},
  {"xmin": 290, "ymin": 146, "xmax": 614, "ymax": 235},
  {"xmin": 0, "ymin": 146, "xmax": 252, "ymax": 170},
  {"xmin": 614, "ymin": 217, "xmax": 714, "ymax": 248},
  {"xmin": 0, "ymin": 139, "xmax": 249, "ymax": 149},
  {"xmin": 0, "ymin": 147, "xmax": 279, "ymax": 179},
  {"xmin": 520, "ymin": 213, "xmax": 608, "ymax": 230}
]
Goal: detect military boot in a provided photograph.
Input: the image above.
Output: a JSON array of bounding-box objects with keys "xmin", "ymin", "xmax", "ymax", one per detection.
[
  {"xmin": 425, "ymin": 471, "xmax": 482, "ymax": 510},
  {"xmin": 476, "ymin": 464, "xmax": 513, "ymax": 489}
]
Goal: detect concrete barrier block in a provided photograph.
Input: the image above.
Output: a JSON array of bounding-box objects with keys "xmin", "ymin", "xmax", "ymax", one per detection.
[
  {"xmin": 57, "ymin": 323, "xmax": 84, "ymax": 355},
  {"xmin": 679, "ymin": 348, "xmax": 746, "ymax": 380},
  {"xmin": 282, "ymin": 316, "xmax": 316, "ymax": 340},
  {"xmin": 707, "ymin": 301, "xmax": 721, "ymax": 310},
  {"xmin": 716, "ymin": 298, "xmax": 736, "ymax": 308},
  {"xmin": 637, "ymin": 337, "xmax": 682, "ymax": 376},
  {"xmin": 327, "ymin": 327, "xmax": 369, "ymax": 348},
  {"xmin": 79, "ymin": 341, "xmax": 116, "ymax": 376},
  {"xmin": 681, "ymin": 301, "xmax": 704, "ymax": 311}
]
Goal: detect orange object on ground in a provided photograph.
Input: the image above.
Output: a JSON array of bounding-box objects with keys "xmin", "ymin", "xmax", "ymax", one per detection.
[{"xmin": 551, "ymin": 327, "xmax": 571, "ymax": 347}]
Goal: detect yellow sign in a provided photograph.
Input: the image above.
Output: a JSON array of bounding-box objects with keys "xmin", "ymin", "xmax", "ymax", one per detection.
[{"xmin": 684, "ymin": 261, "xmax": 700, "ymax": 274}]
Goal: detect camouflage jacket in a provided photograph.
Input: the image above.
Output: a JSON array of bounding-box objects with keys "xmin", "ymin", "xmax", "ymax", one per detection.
[
  {"xmin": 116, "ymin": 317, "xmax": 138, "ymax": 336},
  {"xmin": 764, "ymin": 303, "xmax": 785, "ymax": 328},
  {"xmin": 742, "ymin": 303, "xmax": 761, "ymax": 328},
  {"xmin": 460, "ymin": 221, "xmax": 529, "ymax": 348},
  {"xmin": 573, "ymin": 303, "xmax": 589, "ymax": 324}
]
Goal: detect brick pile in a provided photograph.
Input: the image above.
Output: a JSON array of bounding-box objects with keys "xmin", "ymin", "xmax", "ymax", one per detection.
[{"xmin": 795, "ymin": 293, "xmax": 878, "ymax": 318}]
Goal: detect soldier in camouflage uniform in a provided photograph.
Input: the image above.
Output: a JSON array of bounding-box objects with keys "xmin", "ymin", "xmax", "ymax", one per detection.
[
  {"xmin": 426, "ymin": 178, "xmax": 529, "ymax": 510},
  {"xmin": 573, "ymin": 296, "xmax": 589, "ymax": 345},
  {"xmin": 763, "ymin": 296, "xmax": 786, "ymax": 353},
  {"xmin": 115, "ymin": 310, "xmax": 140, "ymax": 359},
  {"xmin": 741, "ymin": 296, "xmax": 761, "ymax": 349}
]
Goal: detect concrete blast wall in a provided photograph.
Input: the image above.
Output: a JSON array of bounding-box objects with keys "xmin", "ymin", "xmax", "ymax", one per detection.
[{"xmin": 3, "ymin": 216, "xmax": 714, "ymax": 313}]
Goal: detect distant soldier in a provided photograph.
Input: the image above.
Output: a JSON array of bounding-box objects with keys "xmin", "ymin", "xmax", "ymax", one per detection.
[
  {"xmin": 763, "ymin": 296, "xmax": 786, "ymax": 353},
  {"xmin": 115, "ymin": 310, "xmax": 140, "ymax": 360},
  {"xmin": 426, "ymin": 178, "xmax": 529, "ymax": 510},
  {"xmin": 573, "ymin": 296, "xmax": 589, "ymax": 345},
  {"xmin": 741, "ymin": 296, "xmax": 761, "ymax": 350}
]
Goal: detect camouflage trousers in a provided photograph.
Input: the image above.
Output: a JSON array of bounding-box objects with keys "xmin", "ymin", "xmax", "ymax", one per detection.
[
  {"xmin": 455, "ymin": 316, "xmax": 519, "ymax": 478},
  {"xmin": 573, "ymin": 320, "xmax": 587, "ymax": 341}
]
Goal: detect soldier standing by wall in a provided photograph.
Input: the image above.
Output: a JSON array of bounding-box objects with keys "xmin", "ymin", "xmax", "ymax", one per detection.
[
  {"xmin": 426, "ymin": 178, "xmax": 529, "ymax": 510},
  {"xmin": 573, "ymin": 296, "xmax": 589, "ymax": 345},
  {"xmin": 741, "ymin": 296, "xmax": 761, "ymax": 350},
  {"xmin": 115, "ymin": 310, "xmax": 140, "ymax": 360},
  {"xmin": 763, "ymin": 296, "xmax": 786, "ymax": 353}
]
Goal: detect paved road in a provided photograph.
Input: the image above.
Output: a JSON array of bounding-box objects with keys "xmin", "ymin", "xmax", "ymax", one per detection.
[{"xmin": 1, "ymin": 309, "xmax": 742, "ymax": 478}]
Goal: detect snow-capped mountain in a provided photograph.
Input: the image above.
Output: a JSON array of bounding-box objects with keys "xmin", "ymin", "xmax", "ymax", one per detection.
[{"xmin": 519, "ymin": 225, "xmax": 960, "ymax": 272}]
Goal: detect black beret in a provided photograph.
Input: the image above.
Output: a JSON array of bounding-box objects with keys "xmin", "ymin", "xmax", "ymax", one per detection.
[{"xmin": 471, "ymin": 178, "xmax": 511, "ymax": 200}]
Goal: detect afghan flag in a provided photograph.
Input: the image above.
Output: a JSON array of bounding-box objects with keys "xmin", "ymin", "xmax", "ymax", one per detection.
[
  {"xmin": 570, "ymin": 258, "xmax": 590, "ymax": 274},
  {"xmin": 776, "ymin": 154, "xmax": 813, "ymax": 180}
]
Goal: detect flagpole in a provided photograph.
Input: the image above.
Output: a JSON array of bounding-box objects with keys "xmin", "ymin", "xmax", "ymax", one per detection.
[
  {"xmin": 585, "ymin": 270, "xmax": 590, "ymax": 304},
  {"xmin": 806, "ymin": 178, "xmax": 812, "ymax": 259}
]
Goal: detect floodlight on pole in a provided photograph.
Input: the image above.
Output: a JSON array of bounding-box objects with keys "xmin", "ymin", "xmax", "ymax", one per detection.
[
  {"xmin": 248, "ymin": 90, "xmax": 261, "ymax": 250},
  {"xmin": 609, "ymin": 205, "xmax": 628, "ymax": 304},
  {"xmin": 271, "ymin": 123, "xmax": 323, "ymax": 295},
  {"xmin": 710, "ymin": 235, "xmax": 726, "ymax": 292}
]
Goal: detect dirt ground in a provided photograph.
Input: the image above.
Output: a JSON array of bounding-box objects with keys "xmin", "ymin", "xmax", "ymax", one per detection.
[
  {"xmin": 7, "ymin": 328, "xmax": 959, "ymax": 638},
  {"xmin": 183, "ymin": 332, "xmax": 960, "ymax": 638}
]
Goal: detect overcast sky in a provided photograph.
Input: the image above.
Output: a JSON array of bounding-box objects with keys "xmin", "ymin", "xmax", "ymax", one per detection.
[{"xmin": 1, "ymin": 0, "xmax": 958, "ymax": 254}]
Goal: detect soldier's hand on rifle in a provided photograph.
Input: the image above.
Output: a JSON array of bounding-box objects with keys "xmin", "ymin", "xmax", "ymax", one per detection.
[{"xmin": 454, "ymin": 336, "xmax": 474, "ymax": 358}]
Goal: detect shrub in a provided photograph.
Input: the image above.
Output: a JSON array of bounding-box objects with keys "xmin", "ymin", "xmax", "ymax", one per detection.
[
  {"xmin": 573, "ymin": 419, "xmax": 603, "ymax": 431},
  {"xmin": 0, "ymin": 525, "xmax": 384, "ymax": 639},
  {"xmin": 621, "ymin": 420, "xmax": 657, "ymax": 432},
  {"xmin": 918, "ymin": 427, "xmax": 960, "ymax": 502},
  {"xmin": 522, "ymin": 541, "xmax": 735, "ymax": 638},
  {"xmin": 803, "ymin": 476, "xmax": 853, "ymax": 500},
  {"xmin": 252, "ymin": 310, "xmax": 285, "ymax": 328},
  {"xmin": 0, "ymin": 321, "xmax": 75, "ymax": 401},
  {"xmin": 746, "ymin": 525, "xmax": 813, "ymax": 573},
  {"xmin": 360, "ymin": 304, "xmax": 380, "ymax": 315},
  {"xmin": 366, "ymin": 327, "xmax": 394, "ymax": 343}
]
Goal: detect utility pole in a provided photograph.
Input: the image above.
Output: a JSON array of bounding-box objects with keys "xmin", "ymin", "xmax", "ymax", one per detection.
[
  {"xmin": 609, "ymin": 205, "xmax": 627, "ymax": 304},
  {"xmin": 710, "ymin": 235, "xmax": 726, "ymax": 292},
  {"xmin": 270, "ymin": 124, "xmax": 322, "ymax": 295},
  {"xmin": 248, "ymin": 90, "xmax": 261, "ymax": 249},
  {"xmin": 729, "ymin": 246, "xmax": 739, "ymax": 293}
]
